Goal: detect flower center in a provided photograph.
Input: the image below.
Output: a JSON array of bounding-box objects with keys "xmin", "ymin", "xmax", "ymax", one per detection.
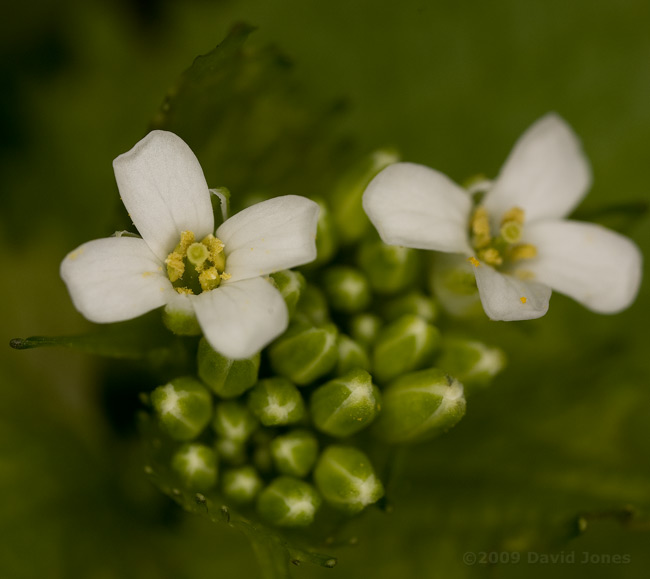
[
  {"xmin": 469, "ymin": 206, "xmax": 538, "ymax": 270},
  {"xmin": 165, "ymin": 231, "xmax": 230, "ymax": 295}
]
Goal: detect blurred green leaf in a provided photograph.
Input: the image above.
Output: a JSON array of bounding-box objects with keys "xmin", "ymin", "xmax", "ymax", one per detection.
[{"xmin": 151, "ymin": 23, "xmax": 354, "ymax": 211}]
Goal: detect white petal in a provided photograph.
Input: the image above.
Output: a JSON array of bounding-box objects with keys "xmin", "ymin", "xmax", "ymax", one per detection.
[
  {"xmin": 216, "ymin": 196, "xmax": 320, "ymax": 282},
  {"xmin": 362, "ymin": 162, "xmax": 473, "ymax": 254},
  {"xmin": 473, "ymin": 263, "xmax": 551, "ymax": 321},
  {"xmin": 483, "ymin": 113, "xmax": 592, "ymax": 223},
  {"xmin": 60, "ymin": 237, "xmax": 174, "ymax": 323},
  {"xmin": 523, "ymin": 220, "xmax": 642, "ymax": 313},
  {"xmin": 113, "ymin": 131, "xmax": 214, "ymax": 261},
  {"xmin": 192, "ymin": 277, "xmax": 288, "ymax": 359}
]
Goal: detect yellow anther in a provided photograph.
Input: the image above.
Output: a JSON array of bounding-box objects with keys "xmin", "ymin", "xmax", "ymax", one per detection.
[
  {"xmin": 199, "ymin": 267, "xmax": 221, "ymax": 292},
  {"xmin": 473, "ymin": 232, "xmax": 492, "ymax": 249},
  {"xmin": 501, "ymin": 207, "xmax": 525, "ymax": 226},
  {"xmin": 220, "ymin": 272, "xmax": 232, "ymax": 281},
  {"xmin": 471, "ymin": 207, "xmax": 491, "ymax": 237},
  {"xmin": 520, "ymin": 296, "xmax": 527, "ymax": 304},
  {"xmin": 175, "ymin": 287, "xmax": 194, "ymax": 295},
  {"xmin": 179, "ymin": 230, "xmax": 196, "ymax": 252},
  {"xmin": 165, "ymin": 251, "xmax": 185, "ymax": 282},
  {"xmin": 508, "ymin": 243, "xmax": 538, "ymax": 261},
  {"xmin": 478, "ymin": 248, "xmax": 503, "ymax": 266},
  {"xmin": 202, "ymin": 234, "xmax": 224, "ymax": 254},
  {"xmin": 202, "ymin": 234, "xmax": 226, "ymax": 272},
  {"xmin": 468, "ymin": 256, "xmax": 480, "ymax": 267}
]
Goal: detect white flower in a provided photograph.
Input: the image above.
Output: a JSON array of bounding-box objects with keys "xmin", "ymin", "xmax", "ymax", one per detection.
[
  {"xmin": 362, "ymin": 113, "xmax": 642, "ymax": 320},
  {"xmin": 61, "ymin": 130, "xmax": 320, "ymax": 358}
]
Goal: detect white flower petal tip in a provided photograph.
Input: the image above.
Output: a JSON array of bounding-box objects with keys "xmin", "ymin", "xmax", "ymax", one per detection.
[
  {"xmin": 113, "ymin": 130, "xmax": 214, "ymax": 260},
  {"xmin": 484, "ymin": 113, "xmax": 593, "ymax": 223},
  {"xmin": 362, "ymin": 162, "xmax": 473, "ymax": 254},
  {"xmin": 217, "ymin": 195, "xmax": 320, "ymax": 282},
  {"xmin": 472, "ymin": 264, "xmax": 552, "ymax": 321},
  {"xmin": 524, "ymin": 220, "xmax": 643, "ymax": 314},
  {"xmin": 192, "ymin": 277, "xmax": 289, "ymax": 359},
  {"xmin": 60, "ymin": 237, "xmax": 174, "ymax": 323}
]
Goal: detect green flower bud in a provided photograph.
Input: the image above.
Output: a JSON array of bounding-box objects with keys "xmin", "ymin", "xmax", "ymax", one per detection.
[
  {"xmin": 336, "ymin": 334, "xmax": 371, "ymax": 375},
  {"xmin": 382, "ymin": 292, "xmax": 439, "ymax": 324},
  {"xmin": 322, "ymin": 266, "xmax": 372, "ymax": 313},
  {"xmin": 373, "ymin": 368, "xmax": 466, "ymax": 443},
  {"xmin": 212, "ymin": 400, "xmax": 258, "ymax": 442},
  {"xmin": 314, "ymin": 446, "xmax": 384, "ymax": 515},
  {"xmin": 257, "ymin": 477, "xmax": 322, "ymax": 527},
  {"xmin": 222, "ymin": 466, "xmax": 263, "ymax": 504},
  {"xmin": 311, "ymin": 198, "xmax": 338, "ymax": 267},
  {"xmin": 162, "ymin": 299, "xmax": 201, "ymax": 335},
  {"xmin": 372, "ymin": 315, "xmax": 441, "ymax": 384},
  {"xmin": 294, "ymin": 285, "xmax": 331, "ymax": 326},
  {"xmin": 151, "ymin": 377, "xmax": 212, "ymax": 441},
  {"xmin": 270, "ymin": 430, "xmax": 319, "ymax": 477},
  {"xmin": 437, "ymin": 338, "xmax": 506, "ymax": 391},
  {"xmin": 172, "ymin": 443, "xmax": 218, "ymax": 491},
  {"xmin": 332, "ymin": 148, "xmax": 400, "ymax": 245},
  {"xmin": 310, "ymin": 369, "xmax": 380, "ymax": 438},
  {"xmin": 248, "ymin": 378, "xmax": 306, "ymax": 426},
  {"xmin": 197, "ymin": 338, "xmax": 260, "ymax": 399},
  {"xmin": 215, "ymin": 438, "xmax": 247, "ymax": 465},
  {"xmin": 349, "ymin": 313, "xmax": 383, "ymax": 347},
  {"xmin": 357, "ymin": 239, "xmax": 420, "ymax": 295},
  {"xmin": 270, "ymin": 269, "xmax": 306, "ymax": 316},
  {"xmin": 269, "ymin": 323, "xmax": 338, "ymax": 386}
]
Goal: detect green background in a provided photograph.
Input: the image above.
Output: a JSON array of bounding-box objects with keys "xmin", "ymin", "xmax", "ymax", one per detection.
[{"xmin": 1, "ymin": 0, "xmax": 649, "ymax": 577}]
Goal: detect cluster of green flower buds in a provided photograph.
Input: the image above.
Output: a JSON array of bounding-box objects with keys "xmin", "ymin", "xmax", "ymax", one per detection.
[{"xmin": 145, "ymin": 152, "xmax": 506, "ymax": 530}]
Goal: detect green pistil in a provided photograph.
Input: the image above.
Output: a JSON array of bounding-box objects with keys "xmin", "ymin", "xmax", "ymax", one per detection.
[
  {"xmin": 500, "ymin": 220, "xmax": 523, "ymax": 244},
  {"xmin": 187, "ymin": 242, "xmax": 210, "ymax": 267}
]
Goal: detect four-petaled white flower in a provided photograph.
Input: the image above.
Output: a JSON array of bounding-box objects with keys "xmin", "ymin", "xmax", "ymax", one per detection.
[
  {"xmin": 61, "ymin": 130, "xmax": 320, "ymax": 358},
  {"xmin": 363, "ymin": 113, "xmax": 642, "ymax": 320}
]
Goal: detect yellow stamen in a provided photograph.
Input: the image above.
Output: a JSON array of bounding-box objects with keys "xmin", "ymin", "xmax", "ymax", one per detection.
[
  {"xmin": 179, "ymin": 230, "xmax": 195, "ymax": 251},
  {"xmin": 468, "ymin": 256, "xmax": 480, "ymax": 267},
  {"xmin": 471, "ymin": 207, "xmax": 491, "ymax": 236},
  {"xmin": 175, "ymin": 287, "xmax": 194, "ymax": 295},
  {"xmin": 520, "ymin": 296, "xmax": 527, "ymax": 304},
  {"xmin": 501, "ymin": 207, "xmax": 525, "ymax": 226},
  {"xmin": 220, "ymin": 272, "xmax": 232, "ymax": 281},
  {"xmin": 202, "ymin": 234, "xmax": 226, "ymax": 271},
  {"xmin": 165, "ymin": 251, "xmax": 185, "ymax": 282},
  {"xmin": 478, "ymin": 247, "xmax": 503, "ymax": 266},
  {"xmin": 508, "ymin": 243, "xmax": 537, "ymax": 261},
  {"xmin": 199, "ymin": 267, "xmax": 221, "ymax": 292}
]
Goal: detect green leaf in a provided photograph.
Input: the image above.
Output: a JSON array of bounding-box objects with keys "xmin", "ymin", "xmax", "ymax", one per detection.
[{"xmin": 151, "ymin": 24, "xmax": 353, "ymax": 210}]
